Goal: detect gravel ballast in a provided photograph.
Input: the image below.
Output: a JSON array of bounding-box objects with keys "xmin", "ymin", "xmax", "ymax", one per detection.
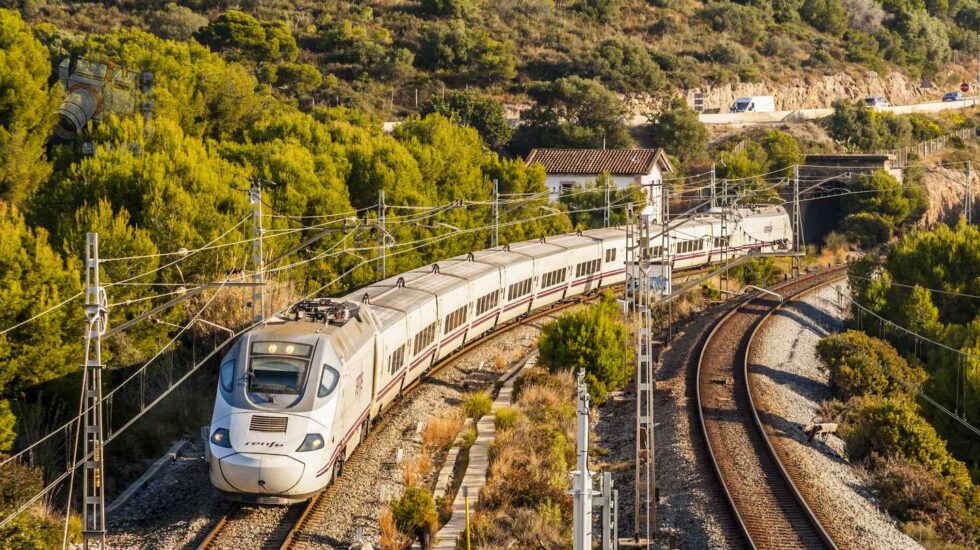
[{"xmin": 748, "ymin": 282, "xmax": 921, "ymax": 550}]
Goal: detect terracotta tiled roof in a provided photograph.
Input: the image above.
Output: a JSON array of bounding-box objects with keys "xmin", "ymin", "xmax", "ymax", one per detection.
[{"xmin": 525, "ymin": 148, "xmax": 673, "ymax": 175}]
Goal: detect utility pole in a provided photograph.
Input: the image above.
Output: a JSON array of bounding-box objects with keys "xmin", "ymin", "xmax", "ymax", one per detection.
[
  {"xmin": 492, "ymin": 179, "xmax": 499, "ymax": 247},
  {"xmin": 572, "ymin": 370, "xmax": 594, "ymax": 550},
  {"xmin": 604, "ymin": 179, "xmax": 611, "ymax": 228},
  {"xmin": 633, "ymin": 203, "xmax": 657, "ymax": 546},
  {"xmin": 967, "ymin": 161, "xmax": 973, "ymax": 225},
  {"xmin": 377, "ymin": 190, "xmax": 386, "ymax": 281},
  {"xmin": 720, "ymin": 178, "xmax": 729, "ymax": 295},
  {"xmin": 710, "ymin": 163, "xmax": 717, "ymax": 209},
  {"xmin": 249, "ymin": 182, "xmax": 264, "ymax": 322},
  {"xmin": 661, "ymin": 185, "xmax": 672, "ymax": 340},
  {"xmin": 82, "ymin": 232, "xmax": 107, "ymax": 550},
  {"xmin": 792, "ymin": 165, "xmax": 801, "ymax": 278}
]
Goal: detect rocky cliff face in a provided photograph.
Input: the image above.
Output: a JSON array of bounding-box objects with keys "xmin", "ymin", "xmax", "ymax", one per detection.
[
  {"xmin": 919, "ymin": 166, "xmax": 974, "ymax": 227},
  {"xmin": 622, "ymin": 70, "xmax": 932, "ymax": 118}
]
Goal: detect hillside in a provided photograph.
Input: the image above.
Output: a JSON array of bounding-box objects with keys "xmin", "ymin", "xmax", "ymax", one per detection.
[{"xmin": 9, "ymin": 0, "xmax": 980, "ymax": 117}]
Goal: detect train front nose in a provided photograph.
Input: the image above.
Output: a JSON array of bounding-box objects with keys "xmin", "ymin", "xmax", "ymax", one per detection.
[{"xmin": 218, "ymin": 453, "xmax": 306, "ymax": 494}]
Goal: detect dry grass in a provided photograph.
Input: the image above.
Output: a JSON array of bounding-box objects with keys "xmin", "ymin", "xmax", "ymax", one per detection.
[
  {"xmin": 379, "ymin": 508, "xmax": 412, "ymax": 550},
  {"xmin": 422, "ymin": 409, "xmax": 465, "ymax": 449},
  {"xmin": 493, "ymin": 353, "xmax": 508, "ymax": 372},
  {"xmin": 402, "ymin": 450, "xmax": 433, "ymax": 487}
]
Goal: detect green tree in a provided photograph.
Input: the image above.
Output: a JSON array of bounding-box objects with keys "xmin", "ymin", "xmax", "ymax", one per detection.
[
  {"xmin": 273, "ymin": 62, "xmax": 323, "ymax": 96},
  {"xmin": 194, "ymin": 10, "xmax": 297, "ymax": 64},
  {"xmin": 0, "ymin": 200, "xmax": 80, "ymax": 393},
  {"xmin": 0, "ymin": 9, "xmax": 58, "ymax": 204},
  {"xmin": 588, "ymin": 37, "xmax": 666, "ymax": 93},
  {"xmin": 420, "ymin": 0, "xmax": 473, "ymax": 17},
  {"xmin": 800, "ymin": 0, "xmax": 848, "ymax": 36},
  {"xmin": 422, "ymin": 91, "xmax": 513, "ymax": 150},
  {"xmin": 846, "ymin": 170, "xmax": 927, "ymax": 227},
  {"xmin": 841, "ymin": 212, "xmax": 892, "ymax": 248},
  {"xmin": 645, "ymin": 97, "xmax": 708, "ymax": 163},
  {"xmin": 826, "ymin": 100, "xmax": 914, "ymax": 151},
  {"xmin": 538, "ymin": 292, "xmax": 631, "ymax": 404},
  {"xmin": 759, "ymin": 129, "xmax": 803, "ymax": 173},
  {"xmin": 513, "ymin": 77, "xmax": 633, "ymax": 153}
]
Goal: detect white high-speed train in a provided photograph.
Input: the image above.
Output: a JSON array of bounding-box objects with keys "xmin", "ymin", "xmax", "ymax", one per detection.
[{"xmin": 206, "ymin": 205, "xmax": 791, "ymax": 503}]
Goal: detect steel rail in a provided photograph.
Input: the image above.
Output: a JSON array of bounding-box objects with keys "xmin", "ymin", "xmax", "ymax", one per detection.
[
  {"xmin": 695, "ymin": 267, "xmax": 845, "ymax": 549},
  {"xmin": 743, "ymin": 272, "xmax": 846, "ymax": 549}
]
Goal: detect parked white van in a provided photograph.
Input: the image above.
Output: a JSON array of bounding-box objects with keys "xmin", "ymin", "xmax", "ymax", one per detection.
[{"xmin": 730, "ymin": 96, "xmax": 775, "ymax": 113}]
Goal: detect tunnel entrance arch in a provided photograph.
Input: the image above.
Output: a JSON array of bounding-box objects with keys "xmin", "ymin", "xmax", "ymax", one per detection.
[{"xmin": 795, "ymin": 154, "xmax": 902, "ymax": 247}]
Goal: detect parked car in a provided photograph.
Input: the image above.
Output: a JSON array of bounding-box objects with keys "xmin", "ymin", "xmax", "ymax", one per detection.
[
  {"xmin": 943, "ymin": 91, "xmax": 965, "ymax": 102},
  {"xmin": 730, "ymin": 95, "xmax": 775, "ymax": 113},
  {"xmin": 864, "ymin": 96, "xmax": 890, "ymax": 108}
]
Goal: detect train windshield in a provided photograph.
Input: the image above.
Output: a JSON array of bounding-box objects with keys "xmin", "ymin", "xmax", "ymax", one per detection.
[
  {"xmin": 247, "ymin": 341, "xmax": 314, "ymax": 397},
  {"xmin": 249, "ymin": 356, "xmax": 308, "ymax": 394}
]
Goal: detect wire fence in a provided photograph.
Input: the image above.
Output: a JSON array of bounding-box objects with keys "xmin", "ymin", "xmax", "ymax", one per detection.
[{"xmin": 877, "ymin": 127, "xmax": 976, "ymax": 167}]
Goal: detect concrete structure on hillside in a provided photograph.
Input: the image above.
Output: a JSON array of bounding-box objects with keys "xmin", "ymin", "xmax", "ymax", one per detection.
[
  {"xmin": 801, "ymin": 154, "xmax": 902, "ymax": 183},
  {"xmin": 526, "ymin": 148, "xmax": 674, "ymax": 204}
]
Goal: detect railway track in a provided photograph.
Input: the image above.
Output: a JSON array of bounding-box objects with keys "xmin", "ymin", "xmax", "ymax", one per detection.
[
  {"xmin": 696, "ymin": 268, "xmax": 845, "ymax": 550},
  {"xmin": 195, "ymin": 291, "xmax": 599, "ymax": 550}
]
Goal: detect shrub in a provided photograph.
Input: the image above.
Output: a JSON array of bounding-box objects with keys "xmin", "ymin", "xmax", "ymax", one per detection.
[
  {"xmin": 730, "ymin": 257, "xmax": 784, "ymax": 287},
  {"xmin": 463, "ymin": 391, "xmax": 493, "ymax": 420},
  {"xmin": 390, "ymin": 486, "xmax": 439, "ymax": 548},
  {"xmin": 871, "ymin": 455, "xmax": 979, "ymax": 544},
  {"xmin": 495, "ymin": 406, "xmax": 520, "ymax": 431},
  {"xmin": 147, "ymin": 3, "xmax": 208, "ymax": 41},
  {"xmin": 841, "ymin": 396, "xmax": 973, "ymax": 489},
  {"xmin": 587, "ymin": 37, "xmax": 666, "ymax": 93},
  {"xmin": 537, "ymin": 292, "xmax": 630, "ymax": 405},
  {"xmin": 422, "ymin": 409, "xmax": 465, "ymax": 449},
  {"xmin": 816, "ymin": 331, "xmax": 927, "ymax": 401},
  {"xmin": 696, "ymin": 3, "xmax": 767, "ymax": 43},
  {"xmin": 402, "ymin": 451, "xmax": 433, "ymax": 487}
]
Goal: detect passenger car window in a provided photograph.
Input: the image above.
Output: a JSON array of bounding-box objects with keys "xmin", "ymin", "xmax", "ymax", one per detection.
[{"xmin": 318, "ymin": 364, "xmax": 341, "ymax": 397}]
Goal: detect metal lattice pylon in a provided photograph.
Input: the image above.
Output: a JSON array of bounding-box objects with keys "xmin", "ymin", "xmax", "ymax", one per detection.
[
  {"xmin": 626, "ymin": 204, "xmax": 656, "ymax": 545},
  {"xmin": 83, "ymin": 233, "xmax": 107, "ymax": 549}
]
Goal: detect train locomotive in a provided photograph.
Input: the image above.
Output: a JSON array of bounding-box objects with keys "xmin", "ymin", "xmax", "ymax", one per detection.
[{"xmin": 205, "ymin": 205, "xmax": 792, "ymax": 503}]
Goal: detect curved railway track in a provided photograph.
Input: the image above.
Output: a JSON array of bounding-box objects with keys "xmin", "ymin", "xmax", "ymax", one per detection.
[
  {"xmin": 194, "ymin": 290, "xmax": 602, "ymax": 550},
  {"xmin": 696, "ymin": 268, "xmax": 845, "ymax": 550}
]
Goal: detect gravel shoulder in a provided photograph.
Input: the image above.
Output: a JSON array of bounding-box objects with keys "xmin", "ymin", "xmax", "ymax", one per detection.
[
  {"xmin": 748, "ymin": 282, "xmax": 921, "ymax": 550},
  {"xmin": 595, "ymin": 301, "xmax": 744, "ymax": 549}
]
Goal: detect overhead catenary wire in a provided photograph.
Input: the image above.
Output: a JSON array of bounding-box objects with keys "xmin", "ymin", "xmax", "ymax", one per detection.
[{"xmin": 848, "ymin": 274, "xmax": 980, "ymax": 300}]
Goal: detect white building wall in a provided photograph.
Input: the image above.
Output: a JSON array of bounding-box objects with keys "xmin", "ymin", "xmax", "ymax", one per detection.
[{"xmin": 544, "ymin": 165, "xmax": 665, "ymax": 222}]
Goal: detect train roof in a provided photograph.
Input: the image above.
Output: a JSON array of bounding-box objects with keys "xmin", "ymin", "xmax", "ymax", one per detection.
[
  {"xmin": 580, "ymin": 226, "xmax": 628, "ymax": 240},
  {"xmin": 467, "ymin": 247, "xmax": 535, "ymax": 266},
  {"xmin": 437, "ymin": 257, "xmax": 499, "ymax": 279},
  {"xmin": 545, "ymin": 233, "xmax": 602, "ymax": 248},
  {"xmin": 504, "ymin": 239, "xmax": 566, "ymax": 258}
]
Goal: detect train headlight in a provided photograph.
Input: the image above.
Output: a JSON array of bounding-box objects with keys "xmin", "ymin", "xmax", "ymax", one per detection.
[
  {"xmin": 296, "ymin": 433, "xmax": 324, "ymax": 452},
  {"xmin": 210, "ymin": 428, "xmax": 232, "ymax": 448}
]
